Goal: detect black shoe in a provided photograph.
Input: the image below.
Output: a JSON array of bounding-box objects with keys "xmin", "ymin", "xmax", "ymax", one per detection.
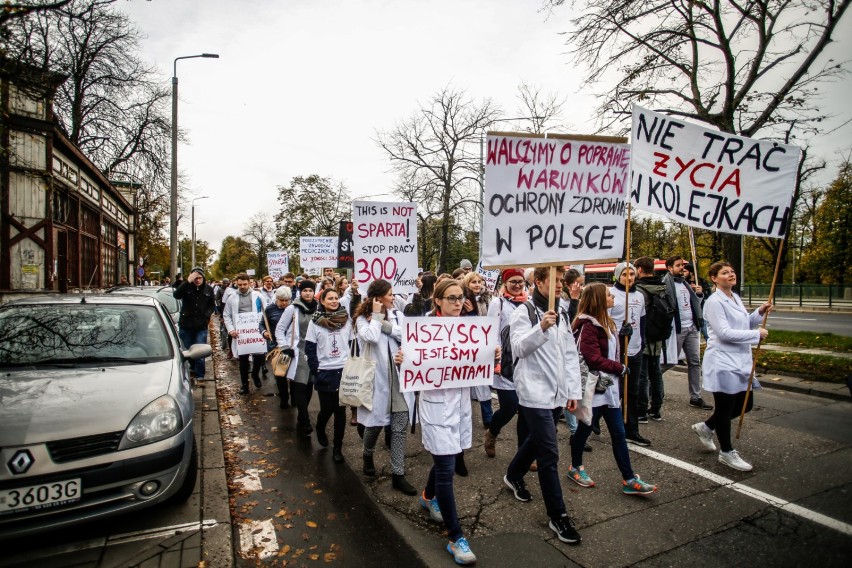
[
  {"xmin": 252, "ymin": 375, "xmax": 262, "ymax": 388},
  {"xmin": 392, "ymin": 474, "xmax": 418, "ymax": 496},
  {"xmin": 455, "ymin": 453, "xmax": 468, "ymax": 477},
  {"xmin": 626, "ymin": 433, "xmax": 652, "ymax": 447},
  {"xmin": 262, "ymin": 366, "xmax": 269, "ymax": 376},
  {"xmin": 584, "ymin": 444, "xmax": 593, "ymax": 452},
  {"xmin": 298, "ymin": 423, "xmax": 313, "ymax": 437},
  {"xmin": 591, "ymin": 423, "xmax": 601, "ymax": 436},
  {"xmin": 279, "ymin": 398, "xmax": 290, "ymax": 409},
  {"xmin": 648, "ymin": 411, "xmax": 663, "ymax": 421},
  {"xmin": 332, "ymin": 447, "xmax": 344, "ymax": 463},
  {"xmin": 362, "ymin": 455, "xmax": 376, "ymax": 476},
  {"xmin": 690, "ymin": 398, "xmax": 713, "ymax": 410},
  {"xmin": 549, "ymin": 514, "xmax": 581, "ymax": 544},
  {"xmin": 638, "ymin": 414, "xmax": 649, "ymax": 424},
  {"xmin": 503, "ymin": 475, "xmax": 532, "ymax": 502},
  {"xmin": 316, "ymin": 428, "xmax": 329, "ymax": 447},
  {"xmin": 239, "ymin": 385, "xmax": 249, "ymax": 395}
]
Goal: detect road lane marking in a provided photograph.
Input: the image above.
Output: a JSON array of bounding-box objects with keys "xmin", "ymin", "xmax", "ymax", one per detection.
[
  {"xmin": 629, "ymin": 445, "xmax": 852, "ymax": 536},
  {"xmin": 769, "ymin": 317, "xmax": 817, "ymax": 321},
  {"xmin": 227, "ymin": 414, "xmax": 243, "ymax": 426},
  {"xmin": 239, "ymin": 518, "xmax": 278, "ymax": 559},
  {"xmin": 235, "ymin": 468, "xmax": 264, "ymax": 491}
]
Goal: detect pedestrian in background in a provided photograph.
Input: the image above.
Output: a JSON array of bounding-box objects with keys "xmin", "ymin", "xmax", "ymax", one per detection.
[
  {"xmin": 276, "ymin": 279, "xmax": 318, "ymax": 436},
  {"xmin": 173, "ymin": 266, "xmax": 215, "ymax": 380},
  {"xmin": 691, "ymin": 261, "xmax": 773, "ymax": 472},
  {"xmin": 223, "ymin": 273, "xmax": 266, "ymax": 395}
]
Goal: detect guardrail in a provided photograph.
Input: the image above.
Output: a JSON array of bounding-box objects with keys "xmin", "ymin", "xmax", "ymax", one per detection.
[{"xmin": 742, "ymin": 284, "xmax": 852, "ymax": 308}]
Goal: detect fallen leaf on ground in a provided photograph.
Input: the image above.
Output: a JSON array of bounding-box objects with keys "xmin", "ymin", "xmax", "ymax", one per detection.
[{"xmin": 306, "ymin": 521, "xmax": 318, "ymax": 528}]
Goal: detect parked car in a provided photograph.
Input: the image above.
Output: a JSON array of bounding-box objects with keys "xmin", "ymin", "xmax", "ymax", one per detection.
[
  {"xmin": 105, "ymin": 285, "xmax": 181, "ymax": 326},
  {"xmin": 0, "ymin": 294, "xmax": 212, "ymax": 538}
]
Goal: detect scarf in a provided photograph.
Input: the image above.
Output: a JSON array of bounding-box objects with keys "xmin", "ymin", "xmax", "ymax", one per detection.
[
  {"xmin": 502, "ymin": 289, "xmax": 528, "ymax": 304},
  {"xmin": 613, "ymin": 282, "xmax": 636, "ymax": 292},
  {"xmin": 312, "ymin": 306, "xmax": 349, "ymax": 330},
  {"xmin": 671, "ymin": 275, "xmax": 685, "ymax": 283},
  {"xmin": 293, "ymin": 297, "xmax": 317, "ymax": 314},
  {"xmin": 532, "ymin": 287, "xmax": 559, "ymax": 315}
]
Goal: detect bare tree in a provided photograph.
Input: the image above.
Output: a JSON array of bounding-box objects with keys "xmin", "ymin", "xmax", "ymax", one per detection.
[
  {"xmin": 0, "ymin": 0, "xmax": 77, "ymax": 26},
  {"xmin": 242, "ymin": 212, "xmax": 277, "ymax": 278},
  {"xmin": 548, "ymin": 0, "xmax": 850, "ymax": 282},
  {"xmin": 515, "ymin": 81, "xmax": 569, "ymax": 134},
  {"xmin": 377, "ymin": 87, "xmax": 500, "ymax": 274}
]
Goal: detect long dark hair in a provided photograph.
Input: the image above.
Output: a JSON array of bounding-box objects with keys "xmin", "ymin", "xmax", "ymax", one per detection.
[
  {"xmin": 420, "ymin": 274, "xmax": 437, "ymax": 299},
  {"xmin": 356, "ymin": 279, "xmax": 392, "ymax": 320}
]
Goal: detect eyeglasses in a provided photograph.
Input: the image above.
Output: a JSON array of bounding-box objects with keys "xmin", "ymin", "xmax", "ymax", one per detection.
[
  {"xmin": 506, "ymin": 280, "xmax": 524, "ymax": 286},
  {"xmin": 442, "ymin": 295, "xmax": 465, "ymax": 303}
]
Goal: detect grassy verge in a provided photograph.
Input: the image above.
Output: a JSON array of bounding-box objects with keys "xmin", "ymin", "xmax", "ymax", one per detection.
[
  {"xmin": 756, "ymin": 351, "xmax": 851, "ymax": 384},
  {"xmin": 763, "ymin": 330, "xmax": 852, "ymax": 353}
]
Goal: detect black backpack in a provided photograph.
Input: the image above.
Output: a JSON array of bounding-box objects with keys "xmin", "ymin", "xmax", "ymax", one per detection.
[
  {"xmin": 500, "ymin": 300, "xmax": 538, "ymax": 381},
  {"xmin": 638, "ymin": 286, "xmax": 676, "ymax": 343}
]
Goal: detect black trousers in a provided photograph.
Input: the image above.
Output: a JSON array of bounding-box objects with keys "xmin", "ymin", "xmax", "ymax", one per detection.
[
  {"xmin": 316, "ymin": 390, "xmax": 346, "ymax": 448},
  {"xmin": 705, "ymin": 390, "xmax": 754, "ymax": 453},
  {"xmin": 238, "ymin": 353, "xmax": 264, "ymax": 386}
]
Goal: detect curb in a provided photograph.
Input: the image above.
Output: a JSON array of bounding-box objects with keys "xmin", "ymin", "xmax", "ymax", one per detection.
[{"xmin": 669, "ymin": 364, "xmax": 851, "ymax": 403}]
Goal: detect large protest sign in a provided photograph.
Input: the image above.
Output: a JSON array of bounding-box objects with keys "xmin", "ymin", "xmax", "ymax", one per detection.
[
  {"xmin": 266, "ymin": 251, "xmax": 289, "ymax": 280},
  {"xmin": 337, "ymin": 221, "xmax": 354, "ymax": 269},
  {"xmin": 299, "ymin": 237, "xmax": 337, "ymax": 271},
  {"xmin": 235, "ymin": 312, "xmax": 266, "ymax": 355},
  {"xmin": 352, "ymin": 201, "xmax": 418, "ymax": 294},
  {"xmin": 481, "ymin": 133, "xmax": 629, "ymax": 268},
  {"xmin": 400, "ymin": 316, "xmax": 499, "ymax": 393},
  {"xmin": 476, "ymin": 260, "xmax": 501, "ymax": 293},
  {"xmin": 630, "ymin": 106, "xmax": 800, "ymax": 238}
]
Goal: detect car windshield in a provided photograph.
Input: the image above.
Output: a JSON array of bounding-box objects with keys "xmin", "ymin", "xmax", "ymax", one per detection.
[
  {"xmin": 109, "ymin": 288, "xmax": 179, "ymax": 314},
  {"xmin": 0, "ymin": 304, "xmax": 173, "ymax": 366}
]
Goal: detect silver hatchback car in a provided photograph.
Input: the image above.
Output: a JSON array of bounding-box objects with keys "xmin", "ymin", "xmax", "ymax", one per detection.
[{"xmin": 0, "ymin": 294, "xmax": 212, "ymax": 538}]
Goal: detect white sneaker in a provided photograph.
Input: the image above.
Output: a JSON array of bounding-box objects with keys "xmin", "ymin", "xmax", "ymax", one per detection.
[
  {"xmin": 691, "ymin": 422, "xmax": 716, "ymax": 452},
  {"xmin": 719, "ymin": 450, "xmax": 753, "ymax": 472}
]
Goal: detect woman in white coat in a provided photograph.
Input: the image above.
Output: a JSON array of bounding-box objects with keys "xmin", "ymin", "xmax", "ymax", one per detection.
[
  {"xmin": 395, "ymin": 279, "xmax": 499, "ymax": 566},
  {"xmin": 354, "ymin": 279, "xmax": 417, "ymax": 495},
  {"xmin": 692, "ymin": 261, "xmax": 773, "ymax": 472}
]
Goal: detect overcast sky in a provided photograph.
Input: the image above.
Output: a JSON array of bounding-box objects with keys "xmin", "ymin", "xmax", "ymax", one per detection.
[{"xmin": 119, "ymin": 0, "xmax": 851, "ymax": 257}]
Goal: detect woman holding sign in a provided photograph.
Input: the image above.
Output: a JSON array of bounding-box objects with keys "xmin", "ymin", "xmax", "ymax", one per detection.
[
  {"xmin": 568, "ymin": 283, "xmax": 658, "ymax": 496},
  {"xmin": 305, "ymin": 288, "xmax": 353, "ymax": 464},
  {"xmin": 354, "ymin": 279, "xmax": 418, "ymax": 495},
  {"xmin": 691, "ymin": 261, "xmax": 772, "ymax": 472},
  {"xmin": 396, "ymin": 279, "xmax": 496, "ymax": 566}
]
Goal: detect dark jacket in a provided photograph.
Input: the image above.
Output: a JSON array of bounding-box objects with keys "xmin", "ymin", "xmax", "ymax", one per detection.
[
  {"xmin": 573, "ymin": 317, "xmax": 624, "ymax": 375},
  {"xmin": 173, "ymin": 278, "xmax": 215, "ymax": 331},
  {"xmin": 663, "ymin": 273, "xmax": 704, "ymax": 333},
  {"xmin": 635, "ymin": 275, "xmax": 668, "ymax": 355}
]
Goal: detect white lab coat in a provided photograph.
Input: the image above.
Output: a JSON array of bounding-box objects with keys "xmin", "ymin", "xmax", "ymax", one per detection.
[
  {"xmin": 487, "ymin": 296, "xmax": 520, "ymax": 391},
  {"xmin": 702, "ymin": 292, "xmax": 764, "ymax": 394},
  {"xmin": 510, "ymin": 300, "xmax": 582, "ymax": 409},
  {"xmin": 222, "ymin": 290, "xmax": 265, "ymax": 357},
  {"xmin": 355, "ymin": 311, "xmax": 416, "ymax": 427}
]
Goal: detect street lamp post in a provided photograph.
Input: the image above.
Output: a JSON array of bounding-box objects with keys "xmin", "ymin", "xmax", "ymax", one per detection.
[
  {"xmin": 190, "ymin": 196, "xmax": 209, "ymax": 268},
  {"xmin": 170, "ymin": 53, "xmax": 219, "ymax": 281}
]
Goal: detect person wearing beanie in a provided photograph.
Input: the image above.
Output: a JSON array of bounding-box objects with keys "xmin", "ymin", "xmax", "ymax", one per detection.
[
  {"xmin": 610, "ymin": 263, "xmax": 651, "ymax": 446},
  {"xmin": 459, "ymin": 259, "xmax": 473, "ymax": 273},
  {"xmin": 173, "ymin": 266, "xmax": 215, "ymax": 380}
]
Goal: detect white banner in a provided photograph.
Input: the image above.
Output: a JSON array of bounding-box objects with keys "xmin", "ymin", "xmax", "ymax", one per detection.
[
  {"xmin": 481, "ymin": 133, "xmax": 629, "ymax": 268},
  {"xmin": 352, "ymin": 201, "xmax": 418, "ymax": 294},
  {"xmin": 476, "ymin": 260, "xmax": 501, "ymax": 293},
  {"xmin": 235, "ymin": 312, "xmax": 266, "ymax": 355},
  {"xmin": 400, "ymin": 316, "xmax": 499, "ymax": 392},
  {"xmin": 266, "ymin": 251, "xmax": 289, "ymax": 281},
  {"xmin": 299, "ymin": 237, "xmax": 337, "ymax": 270},
  {"xmin": 629, "ymin": 106, "xmax": 800, "ymax": 238}
]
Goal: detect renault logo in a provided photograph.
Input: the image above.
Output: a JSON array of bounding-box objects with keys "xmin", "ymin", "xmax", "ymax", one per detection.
[{"xmin": 8, "ymin": 449, "xmax": 34, "ymax": 475}]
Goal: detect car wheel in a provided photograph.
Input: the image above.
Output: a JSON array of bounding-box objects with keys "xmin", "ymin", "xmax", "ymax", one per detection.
[{"xmin": 168, "ymin": 438, "xmax": 198, "ymax": 504}]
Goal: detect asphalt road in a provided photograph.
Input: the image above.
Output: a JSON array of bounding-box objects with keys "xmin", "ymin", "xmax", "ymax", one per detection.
[{"xmin": 763, "ymin": 309, "xmax": 852, "ymax": 336}]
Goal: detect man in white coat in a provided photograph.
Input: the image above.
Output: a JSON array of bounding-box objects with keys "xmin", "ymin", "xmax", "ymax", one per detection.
[
  {"xmin": 503, "ymin": 266, "xmax": 583, "ymax": 545},
  {"xmin": 223, "ymin": 273, "xmax": 266, "ymax": 394}
]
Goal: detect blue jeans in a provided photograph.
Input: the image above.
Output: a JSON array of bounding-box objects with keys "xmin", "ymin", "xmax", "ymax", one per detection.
[
  {"xmin": 570, "ymin": 406, "xmax": 634, "ymax": 481},
  {"xmin": 639, "ymin": 352, "xmax": 665, "ymax": 414},
  {"xmin": 179, "ymin": 328, "xmax": 208, "ymax": 378},
  {"xmin": 480, "ymin": 400, "xmax": 493, "ymax": 426},
  {"xmin": 507, "ymin": 406, "xmax": 566, "ymax": 520},
  {"xmin": 424, "ymin": 454, "xmax": 463, "ymax": 542},
  {"xmin": 488, "ymin": 389, "xmax": 528, "ymax": 448},
  {"xmin": 563, "ymin": 410, "xmax": 577, "ymax": 434}
]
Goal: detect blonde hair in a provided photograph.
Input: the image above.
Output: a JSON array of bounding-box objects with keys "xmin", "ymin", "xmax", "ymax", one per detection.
[
  {"xmin": 576, "ymin": 282, "xmax": 616, "ymax": 336},
  {"xmin": 462, "ymin": 271, "xmax": 484, "ymax": 287}
]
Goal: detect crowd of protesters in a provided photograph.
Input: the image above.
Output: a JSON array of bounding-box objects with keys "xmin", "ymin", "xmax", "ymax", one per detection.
[{"xmin": 195, "ymin": 253, "xmax": 769, "ymax": 565}]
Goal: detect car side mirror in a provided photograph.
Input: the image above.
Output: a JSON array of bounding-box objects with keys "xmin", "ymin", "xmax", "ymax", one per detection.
[{"xmin": 182, "ymin": 343, "xmax": 213, "ymax": 360}]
